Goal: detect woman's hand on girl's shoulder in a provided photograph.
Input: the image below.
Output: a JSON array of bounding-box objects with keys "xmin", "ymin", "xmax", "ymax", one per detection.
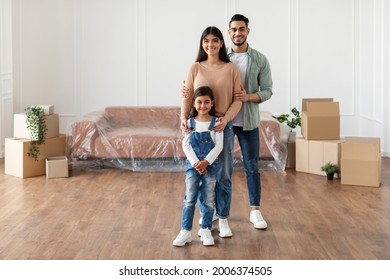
[{"xmin": 181, "ymin": 119, "xmax": 191, "ymax": 134}]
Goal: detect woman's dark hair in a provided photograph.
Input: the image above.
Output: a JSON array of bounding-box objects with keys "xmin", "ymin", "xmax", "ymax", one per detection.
[
  {"xmin": 195, "ymin": 26, "xmax": 230, "ymax": 63},
  {"xmin": 190, "ymin": 86, "xmax": 216, "ymax": 117}
]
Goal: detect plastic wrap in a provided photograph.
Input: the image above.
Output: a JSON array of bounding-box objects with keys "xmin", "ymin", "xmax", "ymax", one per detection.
[{"xmin": 67, "ymin": 107, "xmax": 289, "ymax": 173}]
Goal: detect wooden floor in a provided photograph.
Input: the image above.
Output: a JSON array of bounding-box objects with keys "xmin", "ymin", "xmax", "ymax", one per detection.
[{"xmin": 0, "ymin": 158, "xmax": 390, "ymax": 260}]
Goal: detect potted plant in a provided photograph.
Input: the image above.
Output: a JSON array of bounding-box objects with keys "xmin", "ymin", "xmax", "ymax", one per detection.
[
  {"xmin": 272, "ymin": 107, "xmax": 301, "ymax": 130},
  {"xmin": 24, "ymin": 106, "xmax": 48, "ymax": 161},
  {"xmin": 272, "ymin": 107, "xmax": 301, "ymax": 142},
  {"xmin": 320, "ymin": 161, "xmax": 340, "ymax": 180}
]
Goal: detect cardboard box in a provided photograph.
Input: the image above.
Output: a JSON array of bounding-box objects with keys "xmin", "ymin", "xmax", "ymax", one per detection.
[
  {"xmin": 286, "ymin": 141, "xmax": 296, "ymax": 169},
  {"xmin": 46, "ymin": 156, "xmax": 69, "ymax": 178},
  {"xmin": 296, "ymin": 137, "xmax": 344, "ymax": 177},
  {"xmin": 4, "ymin": 135, "xmax": 66, "ymax": 178},
  {"xmin": 341, "ymin": 137, "xmax": 381, "ymax": 187},
  {"xmin": 34, "ymin": 105, "xmax": 54, "ymax": 115},
  {"xmin": 13, "ymin": 113, "xmax": 59, "ymax": 140},
  {"xmin": 301, "ymin": 98, "xmax": 340, "ymax": 140}
]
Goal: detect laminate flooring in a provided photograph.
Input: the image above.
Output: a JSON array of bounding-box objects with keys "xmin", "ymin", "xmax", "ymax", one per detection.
[{"xmin": 1, "ymin": 158, "xmax": 389, "ymax": 260}]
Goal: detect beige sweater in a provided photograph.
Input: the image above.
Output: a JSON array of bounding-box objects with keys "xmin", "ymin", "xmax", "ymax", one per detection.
[{"xmin": 181, "ymin": 62, "xmax": 242, "ymax": 122}]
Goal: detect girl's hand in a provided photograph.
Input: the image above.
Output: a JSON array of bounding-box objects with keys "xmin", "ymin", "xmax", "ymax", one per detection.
[{"xmin": 194, "ymin": 160, "xmax": 209, "ymax": 175}]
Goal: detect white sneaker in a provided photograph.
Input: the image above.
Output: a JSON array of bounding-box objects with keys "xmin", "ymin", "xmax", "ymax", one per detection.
[
  {"xmin": 200, "ymin": 228, "xmax": 215, "ymax": 246},
  {"xmin": 250, "ymin": 210, "xmax": 268, "ymax": 229},
  {"xmin": 218, "ymin": 219, "xmax": 232, "ymax": 237},
  {"xmin": 197, "ymin": 225, "xmax": 214, "ymax": 237},
  {"xmin": 172, "ymin": 230, "xmax": 192, "ymax": 246},
  {"xmin": 198, "ymin": 210, "xmax": 218, "ymax": 225}
]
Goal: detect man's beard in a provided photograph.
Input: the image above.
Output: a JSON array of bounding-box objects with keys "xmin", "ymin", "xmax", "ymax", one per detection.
[{"xmin": 233, "ymin": 37, "xmax": 247, "ymax": 47}]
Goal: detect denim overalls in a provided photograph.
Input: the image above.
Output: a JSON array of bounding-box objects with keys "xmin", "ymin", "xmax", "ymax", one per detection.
[{"xmin": 181, "ymin": 117, "xmax": 219, "ymax": 231}]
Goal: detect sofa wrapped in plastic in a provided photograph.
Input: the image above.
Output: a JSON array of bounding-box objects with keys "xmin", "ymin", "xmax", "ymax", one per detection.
[{"xmin": 67, "ymin": 106, "xmax": 288, "ymax": 172}]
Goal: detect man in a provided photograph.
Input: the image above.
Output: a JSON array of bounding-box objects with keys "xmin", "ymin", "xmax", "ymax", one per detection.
[{"xmin": 227, "ymin": 14, "xmax": 273, "ymax": 229}]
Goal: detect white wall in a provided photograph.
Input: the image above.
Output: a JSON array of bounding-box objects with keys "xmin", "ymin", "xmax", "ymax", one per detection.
[
  {"xmin": 0, "ymin": 0, "xmax": 13, "ymax": 158},
  {"xmin": 1, "ymin": 0, "xmax": 389, "ymax": 157}
]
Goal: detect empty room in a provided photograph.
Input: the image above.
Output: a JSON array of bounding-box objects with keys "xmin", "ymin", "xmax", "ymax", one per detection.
[{"xmin": 0, "ymin": 0, "xmax": 389, "ymax": 279}]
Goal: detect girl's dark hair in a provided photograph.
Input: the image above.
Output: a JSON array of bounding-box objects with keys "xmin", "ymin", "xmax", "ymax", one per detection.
[
  {"xmin": 195, "ymin": 26, "xmax": 230, "ymax": 63},
  {"xmin": 190, "ymin": 86, "xmax": 216, "ymax": 117}
]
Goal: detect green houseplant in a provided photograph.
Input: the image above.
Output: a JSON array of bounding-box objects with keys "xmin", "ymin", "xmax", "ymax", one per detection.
[
  {"xmin": 24, "ymin": 106, "xmax": 48, "ymax": 161},
  {"xmin": 272, "ymin": 107, "xmax": 301, "ymax": 130},
  {"xmin": 272, "ymin": 107, "xmax": 301, "ymax": 146},
  {"xmin": 320, "ymin": 161, "xmax": 340, "ymax": 180}
]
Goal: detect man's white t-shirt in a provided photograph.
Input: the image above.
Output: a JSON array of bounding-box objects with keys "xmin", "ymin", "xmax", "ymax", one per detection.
[{"xmin": 230, "ymin": 52, "xmax": 248, "ymax": 127}]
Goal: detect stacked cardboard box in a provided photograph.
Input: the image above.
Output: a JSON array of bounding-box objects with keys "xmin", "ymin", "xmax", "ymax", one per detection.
[
  {"xmin": 295, "ymin": 98, "xmax": 381, "ymax": 187},
  {"xmin": 14, "ymin": 113, "xmax": 59, "ymax": 139},
  {"xmin": 4, "ymin": 105, "xmax": 69, "ymax": 178},
  {"xmin": 296, "ymin": 138, "xmax": 344, "ymax": 178},
  {"xmin": 285, "ymin": 138, "xmax": 296, "ymax": 169},
  {"xmin": 296, "ymin": 98, "xmax": 342, "ymax": 177},
  {"xmin": 301, "ymin": 98, "xmax": 340, "ymax": 140}
]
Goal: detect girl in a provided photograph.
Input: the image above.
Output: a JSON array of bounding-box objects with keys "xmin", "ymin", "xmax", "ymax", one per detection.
[{"xmin": 173, "ymin": 86, "xmax": 223, "ymax": 247}]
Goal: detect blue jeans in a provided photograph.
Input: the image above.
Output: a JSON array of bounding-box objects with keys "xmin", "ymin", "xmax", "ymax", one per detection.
[
  {"xmin": 233, "ymin": 126, "xmax": 261, "ymax": 207},
  {"xmin": 181, "ymin": 160, "xmax": 218, "ymax": 230},
  {"xmin": 214, "ymin": 122, "xmax": 235, "ymax": 219}
]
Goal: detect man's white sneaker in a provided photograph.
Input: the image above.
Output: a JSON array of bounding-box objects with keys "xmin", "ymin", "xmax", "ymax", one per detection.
[
  {"xmin": 172, "ymin": 230, "xmax": 192, "ymax": 246},
  {"xmin": 198, "ymin": 210, "xmax": 218, "ymax": 225},
  {"xmin": 200, "ymin": 228, "xmax": 215, "ymax": 246},
  {"xmin": 218, "ymin": 218, "xmax": 233, "ymax": 237},
  {"xmin": 250, "ymin": 210, "xmax": 268, "ymax": 229}
]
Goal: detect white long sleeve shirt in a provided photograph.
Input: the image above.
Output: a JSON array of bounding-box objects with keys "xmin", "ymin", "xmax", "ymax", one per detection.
[{"xmin": 182, "ymin": 119, "xmax": 224, "ymax": 167}]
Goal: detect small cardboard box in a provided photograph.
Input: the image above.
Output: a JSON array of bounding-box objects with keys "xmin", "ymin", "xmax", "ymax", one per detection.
[
  {"xmin": 13, "ymin": 113, "xmax": 59, "ymax": 140},
  {"xmin": 296, "ymin": 137, "xmax": 344, "ymax": 177},
  {"xmin": 301, "ymin": 98, "xmax": 340, "ymax": 140},
  {"xmin": 34, "ymin": 105, "xmax": 54, "ymax": 115},
  {"xmin": 341, "ymin": 137, "xmax": 381, "ymax": 187},
  {"xmin": 46, "ymin": 156, "xmax": 69, "ymax": 178},
  {"xmin": 4, "ymin": 135, "xmax": 66, "ymax": 178}
]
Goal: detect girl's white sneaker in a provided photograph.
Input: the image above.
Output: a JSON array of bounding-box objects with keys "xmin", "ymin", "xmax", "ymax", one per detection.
[
  {"xmin": 200, "ymin": 228, "xmax": 214, "ymax": 246},
  {"xmin": 218, "ymin": 219, "xmax": 233, "ymax": 237}
]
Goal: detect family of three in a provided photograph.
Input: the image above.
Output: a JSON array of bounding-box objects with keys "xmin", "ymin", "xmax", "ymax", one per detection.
[{"xmin": 173, "ymin": 14, "xmax": 273, "ymax": 247}]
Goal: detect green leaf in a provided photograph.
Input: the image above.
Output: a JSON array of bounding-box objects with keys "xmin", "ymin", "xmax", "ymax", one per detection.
[
  {"xmin": 272, "ymin": 107, "xmax": 301, "ymax": 129},
  {"xmin": 24, "ymin": 106, "xmax": 48, "ymax": 161}
]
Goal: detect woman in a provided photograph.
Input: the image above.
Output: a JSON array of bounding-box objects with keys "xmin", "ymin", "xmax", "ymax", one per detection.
[{"xmin": 180, "ymin": 26, "xmax": 242, "ymax": 238}]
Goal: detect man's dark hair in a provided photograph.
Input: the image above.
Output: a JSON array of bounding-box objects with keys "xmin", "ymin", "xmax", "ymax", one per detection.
[{"xmin": 229, "ymin": 14, "xmax": 249, "ymax": 27}]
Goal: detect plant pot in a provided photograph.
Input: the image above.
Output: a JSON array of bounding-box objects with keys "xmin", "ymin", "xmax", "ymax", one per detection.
[
  {"xmin": 326, "ymin": 172, "xmax": 334, "ymax": 181},
  {"xmin": 288, "ymin": 131, "xmax": 296, "ymax": 142}
]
